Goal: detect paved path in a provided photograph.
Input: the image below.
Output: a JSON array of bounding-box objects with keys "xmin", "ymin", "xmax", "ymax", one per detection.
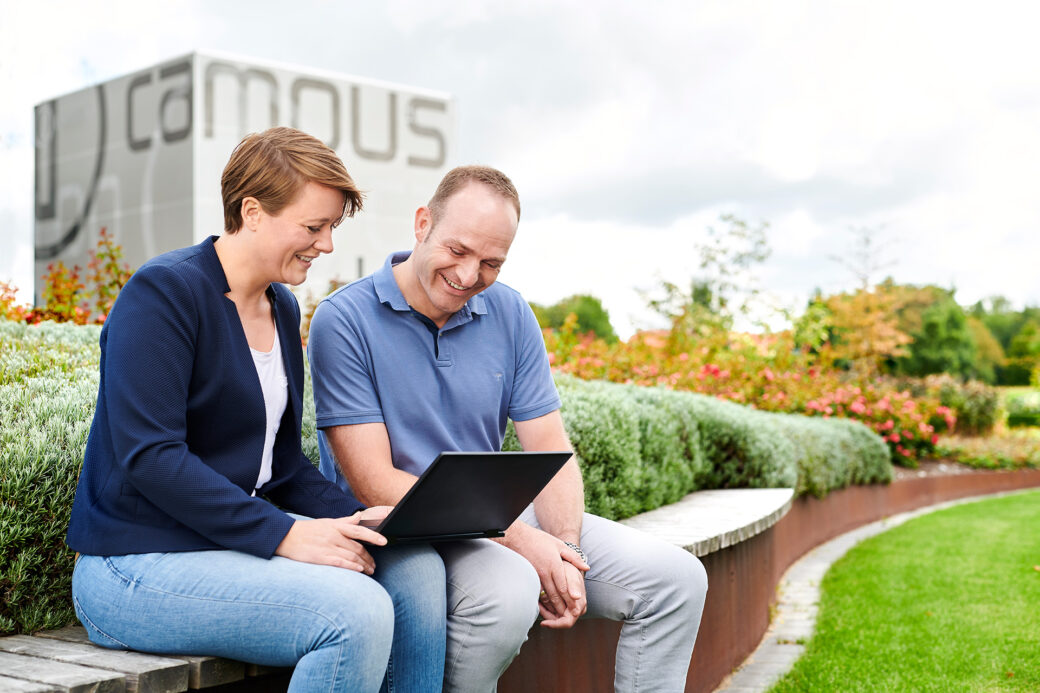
[{"xmin": 713, "ymin": 488, "xmax": 1035, "ymax": 692}]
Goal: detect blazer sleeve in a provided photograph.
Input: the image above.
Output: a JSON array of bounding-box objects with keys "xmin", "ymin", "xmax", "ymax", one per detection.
[
  {"xmin": 103, "ymin": 264, "xmax": 296, "ymax": 558},
  {"xmin": 260, "ymin": 457, "xmax": 365, "ymax": 517}
]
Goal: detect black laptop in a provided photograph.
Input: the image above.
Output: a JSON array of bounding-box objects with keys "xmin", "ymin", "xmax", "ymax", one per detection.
[{"xmin": 360, "ymin": 451, "xmax": 572, "ymax": 543}]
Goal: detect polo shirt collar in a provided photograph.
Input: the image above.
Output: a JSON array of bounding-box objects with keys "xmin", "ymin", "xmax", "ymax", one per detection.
[{"xmin": 374, "ymin": 251, "xmax": 489, "ymax": 327}]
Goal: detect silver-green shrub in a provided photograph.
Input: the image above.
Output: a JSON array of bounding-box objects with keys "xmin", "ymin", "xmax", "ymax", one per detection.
[
  {"xmin": 1, "ymin": 322, "xmax": 101, "ymax": 635},
  {"xmin": 508, "ymin": 374, "xmax": 891, "ymax": 516}
]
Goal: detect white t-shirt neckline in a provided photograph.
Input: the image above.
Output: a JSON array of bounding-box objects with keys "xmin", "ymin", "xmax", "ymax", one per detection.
[{"xmin": 250, "ymin": 333, "xmax": 288, "ymax": 492}]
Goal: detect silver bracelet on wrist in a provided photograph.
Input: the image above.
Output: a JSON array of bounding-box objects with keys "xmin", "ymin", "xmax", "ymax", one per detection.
[{"xmin": 563, "ymin": 540, "xmax": 588, "ymax": 566}]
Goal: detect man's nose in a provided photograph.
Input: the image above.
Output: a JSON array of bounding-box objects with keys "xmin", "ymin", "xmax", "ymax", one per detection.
[{"xmin": 457, "ymin": 258, "xmax": 480, "ymax": 287}]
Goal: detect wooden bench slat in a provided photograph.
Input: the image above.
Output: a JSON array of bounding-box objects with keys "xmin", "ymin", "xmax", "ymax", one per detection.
[
  {"xmin": 0, "ymin": 651, "xmax": 125, "ymax": 693},
  {"xmin": 176, "ymin": 656, "xmax": 246, "ymax": 689},
  {"xmin": 35, "ymin": 627, "xmax": 105, "ymax": 646},
  {"xmin": 37, "ymin": 627, "xmax": 245, "ymax": 690},
  {"xmin": 244, "ymin": 663, "xmax": 293, "ymax": 678},
  {"xmin": 0, "ymin": 635, "xmax": 189, "ymax": 693},
  {"xmin": 0, "ymin": 674, "xmax": 63, "ymax": 693}
]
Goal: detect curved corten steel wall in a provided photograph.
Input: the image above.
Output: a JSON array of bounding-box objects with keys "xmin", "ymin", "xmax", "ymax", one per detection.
[{"xmin": 499, "ymin": 468, "xmax": 1040, "ymax": 693}]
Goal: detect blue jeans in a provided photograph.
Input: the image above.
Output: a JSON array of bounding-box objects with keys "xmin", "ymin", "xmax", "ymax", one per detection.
[{"xmin": 72, "ymin": 544, "xmax": 446, "ymax": 693}]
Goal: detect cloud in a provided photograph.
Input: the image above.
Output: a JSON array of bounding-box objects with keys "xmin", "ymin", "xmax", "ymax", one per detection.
[{"xmin": 2, "ymin": 0, "xmax": 1039, "ymax": 325}]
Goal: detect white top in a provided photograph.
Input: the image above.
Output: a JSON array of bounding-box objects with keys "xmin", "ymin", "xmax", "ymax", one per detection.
[{"xmin": 250, "ymin": 333, "xmax": 288, "ymax": 492}]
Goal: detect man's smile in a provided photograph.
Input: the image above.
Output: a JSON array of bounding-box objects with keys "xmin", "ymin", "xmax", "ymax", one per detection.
[{"xmin": 442, "ymin": 274, "xmax": 471, "ymax": 291}]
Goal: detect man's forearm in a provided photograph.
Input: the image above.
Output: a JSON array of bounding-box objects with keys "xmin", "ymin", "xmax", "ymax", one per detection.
[
  {"xmin": 492, "ymin": 457, "xmax": 583, "ymax": 553},
  {"xmin": 349, "ymin": 467, "xmax": 418, "ymax": 507},
  {"xmin": 531, "ymin": 458, "xmax": 584, "ymax": 544},
  {"xmin": 324, "ymin": 423, "xmax": 418, "ymax": 507},
  {"xmin": 512, "ymin": 410, "xmax": 586, "ymax": 545}
]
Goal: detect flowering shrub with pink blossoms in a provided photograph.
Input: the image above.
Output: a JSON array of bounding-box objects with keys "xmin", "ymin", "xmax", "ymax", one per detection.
[{"xmin": 544, "ymin": 319, "xmax": 956, "ymax": 468}]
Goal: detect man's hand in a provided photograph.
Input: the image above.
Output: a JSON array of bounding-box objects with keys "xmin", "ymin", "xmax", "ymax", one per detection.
[
  {"xmin": 505, "ymin": 522, "xmax": 590, "ymax": 629},
  {"xmin": 274, "ymin": 507, "xmax": 391, "ymax": 574},
  {"xmin": 538, "ymin": 560, "xmax": 589, "ymax": 628}
]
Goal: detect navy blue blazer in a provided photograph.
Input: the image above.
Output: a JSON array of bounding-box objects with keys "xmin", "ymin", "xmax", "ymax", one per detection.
[{"xmin": 67, "ymin": 237, "xmax": 363, "ymax": 558}]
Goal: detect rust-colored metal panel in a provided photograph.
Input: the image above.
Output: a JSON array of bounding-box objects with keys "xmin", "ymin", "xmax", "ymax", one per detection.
[
  {"xmin": 684, "ymin": 529, "xmax": 779, "ymax": 693},
  {"xmin": 498, "ymin": 618, "xmax": 621, "ymax": 690},
  {"xmin": 500, "ymin": 468, "xmax": 1040, "ymax": 693}
]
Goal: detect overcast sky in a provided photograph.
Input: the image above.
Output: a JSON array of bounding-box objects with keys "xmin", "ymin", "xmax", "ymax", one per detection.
[{"xmin": 2, "ymin": 0, "xmax": 1039, "ymax": 337}]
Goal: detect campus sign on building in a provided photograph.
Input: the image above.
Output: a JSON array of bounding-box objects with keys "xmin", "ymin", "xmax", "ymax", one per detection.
[{"xmin": 34, "ymin": 50, "xmax": 455, "ymax": 302}]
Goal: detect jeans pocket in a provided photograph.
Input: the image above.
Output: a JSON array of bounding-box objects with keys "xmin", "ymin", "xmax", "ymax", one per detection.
[
  {"xmin": 103, "ymin": 552, "xmax": 169, "ymax": 584},
  {"xmin": 72, "ymin": 552, "xmax": 168, "ymax": 651}
]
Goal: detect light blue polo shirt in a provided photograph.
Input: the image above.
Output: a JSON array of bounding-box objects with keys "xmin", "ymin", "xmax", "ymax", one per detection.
[{"xmin": 308, "ymin": 251, "xmax": 562, "ymax": 498}]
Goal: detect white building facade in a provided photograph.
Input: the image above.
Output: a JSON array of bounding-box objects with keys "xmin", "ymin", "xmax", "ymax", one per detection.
[{"xmin": 34, "ymin": 51, "xmax": 455, "ymax": 301}]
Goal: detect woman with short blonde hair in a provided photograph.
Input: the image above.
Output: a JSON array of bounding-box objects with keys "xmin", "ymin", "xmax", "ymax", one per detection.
[{"xmin": 67, "ymin": 127, "xmax": 445, "ymax": 693}]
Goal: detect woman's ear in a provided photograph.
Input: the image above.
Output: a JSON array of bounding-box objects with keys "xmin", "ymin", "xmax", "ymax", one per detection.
[{"xmin": 241, "ymin": 197, "xmax": 262, "ymax": 231}]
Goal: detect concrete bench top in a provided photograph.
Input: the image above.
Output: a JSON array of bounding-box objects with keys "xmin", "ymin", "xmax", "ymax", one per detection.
[
  {"xmin": 621, "ymin": 487, "xmax": 795, "ymax": 557},
  {"xmin": 1, "ymin": 487, "xmax": 794, "ymax": 691}
]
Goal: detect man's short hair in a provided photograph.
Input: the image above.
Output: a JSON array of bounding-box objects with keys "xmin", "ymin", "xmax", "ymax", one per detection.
[
  {"xmin": 427, "ymin": 165, "xmax": 521, "ymax": 225},
  {"xmin": 221, "ymin": 126, "xmax": 363, "ymax": 233}
]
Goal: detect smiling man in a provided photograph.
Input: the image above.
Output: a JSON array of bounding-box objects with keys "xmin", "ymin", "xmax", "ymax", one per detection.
[{"xmin": 307, "ymin": 165, "xmax": 708, "ymax": 693}]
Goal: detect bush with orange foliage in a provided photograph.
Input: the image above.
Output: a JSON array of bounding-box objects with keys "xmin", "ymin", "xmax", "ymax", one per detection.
[
  {"xmin": 544, "ymin": 315, "xmax": 953, "ymax": 468},
  {"xmin": 1, "ymin": 229, "xmax": 133, "ymax": 326}
]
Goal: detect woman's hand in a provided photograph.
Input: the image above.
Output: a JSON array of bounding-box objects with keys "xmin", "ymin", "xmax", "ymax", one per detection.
[
  {"xmin": 356, "ymin": 505, "xmax": 392, "ymax": 525},
  {"xmin": 274, "ymin": 508, "xmax": 392, "ymax": 574}
]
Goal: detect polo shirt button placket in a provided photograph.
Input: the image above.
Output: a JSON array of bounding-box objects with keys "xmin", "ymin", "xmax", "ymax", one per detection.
[{"xmin": 436, "ymin": 331, "xmax": 452, "ymax": 367}]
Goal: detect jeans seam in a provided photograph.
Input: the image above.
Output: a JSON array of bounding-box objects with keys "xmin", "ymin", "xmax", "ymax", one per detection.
[
  {"xmin": 102, "ymin": 554, "xmax": 352, "ymax": 687},
  {"xmin": 385, "ymin": 650, "xmax": 395, "ymax": 692},
  {"xmin": 74, "ymin": 594, "xmax": 133, "ymax": 650},
  {"xmin": 106, "ymin": 559, "xmax": 344, "ymax": 625},
  {"xmin": 116, "ymin": 578, "xmax": 350, "ymax": 689}
]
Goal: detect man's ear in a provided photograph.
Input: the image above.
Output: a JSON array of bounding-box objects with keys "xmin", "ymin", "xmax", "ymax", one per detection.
[
  {"xmin": 414, "ymin": 206, "xmax": 434, "ymax": 244},
  {"xmin": 241, "ymin": 197, "xmax": 262, "ymax": 231}
]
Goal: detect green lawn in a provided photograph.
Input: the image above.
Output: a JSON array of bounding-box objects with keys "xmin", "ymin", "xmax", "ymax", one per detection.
[
  {"xmin": 770, "ymin": 490, "xmax": 1040, "ymax": 692},
  {"xmin": 998, "ymin": 385, "xmax": 1037, "ymax": 402}
]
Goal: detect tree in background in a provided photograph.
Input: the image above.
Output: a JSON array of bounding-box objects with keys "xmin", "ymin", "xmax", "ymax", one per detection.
[
  {"xmin": 967, "ymin": 297, "xmax": 1040, "ymax": 385},
  {"xmin": 813, "ymin": 285, "xmax": 913, "ymax": 377},
  {"xmin": 965, "ymin": 316, "xmax": 1005, "ymax": 384},
  {"xmin": 641, "ymin": 214, "xmax": 770, "ymax": 354},
  {"xmin": 969, "ymin": 296, "xmax": 1025, "ymax": 350},
  {"xmin": 891, "ymin": 285, "xmax": 979, "ymax": 381},
  {"xmin": 1005, "ymin": 320, "xmax": 1040, "ymax": 384},
  {"xmin": 828, "ymin": 224, "xmax": 896, "ymax": 291},
  {"xmin": 531, "ymin": 294, "xmax": 618, "ymax": 343},
  {"xmin": 796, "ymin": 282, "xmax": 987, "ymax": 382}
]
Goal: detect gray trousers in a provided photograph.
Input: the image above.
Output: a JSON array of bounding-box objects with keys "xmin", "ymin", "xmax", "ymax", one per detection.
[{"xmin": 434, "ymin": 507, "xmax": 708, "ymax": 692}]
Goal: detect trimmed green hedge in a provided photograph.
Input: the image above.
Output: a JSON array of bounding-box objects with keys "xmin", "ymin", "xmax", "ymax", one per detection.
[
  {"xmin": 2, "ymin": 324, "xmax": 892, "ymax": 635},
  {"xmin": 505, "ymin": 375, "xmax": 891, "ymax": 517}
]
